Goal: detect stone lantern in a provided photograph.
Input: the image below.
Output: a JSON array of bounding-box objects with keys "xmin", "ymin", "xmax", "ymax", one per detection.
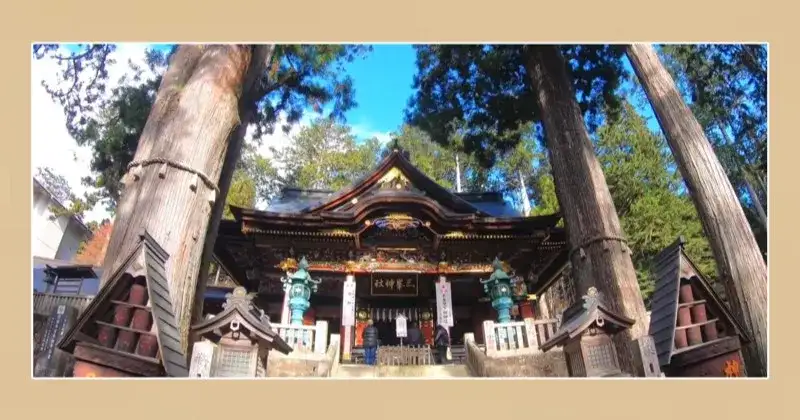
[
  {"xmin": 281, "ymin": 257, "xmax": 321, "ymax": 325},
  {"xmin": 540, "ymin": 287, "xmax": 634, "ymax": 377},
  {"xmin": 480, "ymin": 258, "xmax": 517, "ymax": 323}
]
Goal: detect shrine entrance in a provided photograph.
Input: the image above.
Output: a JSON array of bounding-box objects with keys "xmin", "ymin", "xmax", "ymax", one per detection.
[{"xmin": 210, "ymin": 146, "xmax": 570, "ymax": 364}]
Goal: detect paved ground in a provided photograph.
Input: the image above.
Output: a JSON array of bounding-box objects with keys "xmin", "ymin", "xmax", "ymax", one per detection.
[{"xmin": 334, "ymin": 364, "xmax": 471, "ymax": 378}]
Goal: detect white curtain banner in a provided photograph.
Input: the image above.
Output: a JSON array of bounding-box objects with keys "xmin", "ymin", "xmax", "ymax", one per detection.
[
  {"xmin": 435, "ymin": 276, "xmax": 454, "ymax": 327},
  {"xmin": 341, "ymin": 275, "xmax": 357, "ymax": 327}
]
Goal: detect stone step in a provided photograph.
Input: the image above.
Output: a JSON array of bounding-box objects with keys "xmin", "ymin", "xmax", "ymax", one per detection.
[{"xmin": 334, "ymin": 364, "xmax": 470, "ymax": 378}]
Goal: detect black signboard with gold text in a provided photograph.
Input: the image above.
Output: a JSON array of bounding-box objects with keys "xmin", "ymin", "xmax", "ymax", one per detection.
[{"xmin": 370, "ymin": 273, "xmax": 419, "ymax": 296}]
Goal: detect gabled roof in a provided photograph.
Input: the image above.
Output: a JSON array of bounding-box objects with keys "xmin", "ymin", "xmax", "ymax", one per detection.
[
  {"xmin": 648, "ymin": 237, "xmax": 750, "ymax": 367},
  {"xmin": 58, "ymin": 231, "xmax": 189, "ymax": 377},
  {"xmin": 263, "ymin": 148, "xmax": 496, "ymax": 217},
  {"xmin": 540, "ymin": 287, "xmax": 635, "ymax": 352},
  {"xmin": 192, "ymin": 287, "xmax": 293, "ymax": 355},
  {"xmin": 43, "ymin": 264, "xmax": 98, "ymax": 280}
]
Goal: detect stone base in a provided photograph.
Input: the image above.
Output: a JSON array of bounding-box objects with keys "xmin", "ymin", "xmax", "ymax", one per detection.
[
  {"xmin": 266, "ymin": 352, "xmax": 326, "ymax": 377},
  {"xmin": 480, "ymin": 350, "xmax": 569, "ymax": 377}
]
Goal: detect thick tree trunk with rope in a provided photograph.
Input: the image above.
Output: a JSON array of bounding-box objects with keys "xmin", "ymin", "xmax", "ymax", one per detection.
[
  {"xmin": 99, "ymin": 45, "xmax": 265, "ymax": 357},
  {"xmin": 626, "ymin": 43, "xmax": 768, "ymax": 376},
  {"xmin": 192, "ymin": 46, "xmax": 276, "ymax": 323},
  {"xmin": 525, "ymin": 45, "xmax": 649, "ymax": 375}
]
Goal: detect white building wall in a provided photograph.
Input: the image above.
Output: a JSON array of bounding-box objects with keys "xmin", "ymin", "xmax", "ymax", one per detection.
[{"xmin": 31, "ymin": 183, "xmax": 89, "ymax": 261}]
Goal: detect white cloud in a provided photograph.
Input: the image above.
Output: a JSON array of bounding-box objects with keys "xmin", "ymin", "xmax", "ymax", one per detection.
[
  {"xmin": 350, "ymin": 123, "xmax": 393, "ymax": 144},
  {"xmin": 31, "ymin": 44, "xmax": 157, "ymax": 224}
]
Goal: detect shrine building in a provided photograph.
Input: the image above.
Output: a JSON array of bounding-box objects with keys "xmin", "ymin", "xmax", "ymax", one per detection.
[{"xmin": 209, "ymin": 145, "xmax": 570, "ymax": 362}]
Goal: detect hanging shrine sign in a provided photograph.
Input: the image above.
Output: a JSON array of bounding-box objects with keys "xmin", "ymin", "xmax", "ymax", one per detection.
[
  {"xmin": 342, "ymin": 276, "xmax": 357, "ymax": 327},
  {"xmin": 370, "ymin": 273, "xmax": 419, "ymax": 296},
  {"xmin": 396, "ymin": 314, "xmax": 408, "ymax": 338},
  {"xmin": 435, "ymin": 276, "xmax": 454, "ymax": 327}
]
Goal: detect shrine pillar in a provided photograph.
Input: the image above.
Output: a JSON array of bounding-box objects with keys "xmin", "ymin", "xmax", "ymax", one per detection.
[
  {"xmin": 518, "ymin": 300, "xmax": 535, "ymax": 320},
  {"xmin": 280, "ymin": 285, "xmax": 290, "ymax": 324},
  {"xmin": 340, "ymin": 272, "xmax": 357, "ymax": 361}
]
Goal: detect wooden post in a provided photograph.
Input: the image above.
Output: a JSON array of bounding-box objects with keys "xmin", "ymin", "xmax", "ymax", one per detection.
[
  {"xmin": 315, "ymin": 320, "xmax": 328, "ymax": 354},
  {"xmin": 280, "ymin": 286, "xmax": 290, "ymax": 325},
  {"xmin": 483, "ymin": 320, "xmax": 497, "ymax": 357},
  {"xmin": 524, "ymin": 318, "xmax": 539, "ymax": 352}
]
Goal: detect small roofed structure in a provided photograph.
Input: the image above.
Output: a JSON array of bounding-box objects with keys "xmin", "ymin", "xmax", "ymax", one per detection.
[
  {"xmin": 189, "ymin": 287, "xmax": 292, "ymax": 378},
  {"xmin": 648, "ymin": 237, "xmax": 750, "ymax": 377},
  {"xmin": 58, "ymin": 231, "xmax": 190, "ymax": 378},
  {"xmin": 540, "ymin": 287, "xmax": 635, "ymax": 377}
]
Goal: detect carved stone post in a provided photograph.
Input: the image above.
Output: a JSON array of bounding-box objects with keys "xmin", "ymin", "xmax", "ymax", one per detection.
[
  {"xmin": 189, "ymin": 340, "xmax": 218, "ymax": 378},
  {"xmin": 631, "ymin": 335, "xmax": 663, "ymax": 377}
]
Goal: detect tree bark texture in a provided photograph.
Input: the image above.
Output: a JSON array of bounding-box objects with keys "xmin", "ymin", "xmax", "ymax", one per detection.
[
  {"xmin": 518, "ymin": 169, "xmax": 532, "ymax": 216},
  {"xmin": 99, "ymin": 45, "xmax": 256, "ymax": 357},
  {"xmin": 626, "ymin": 44, "xmax": 768, "ymax": 376},
  {"xmin": 715, "ymin": 121, "xmax": 768, "ymax": 230},
  {"xmin": 524, "ymin": 45, "xmax": 649, "ymax": 375},
  {"xmin": 192, "ymin": 45, "xmax": 276, "ymax": 324}
]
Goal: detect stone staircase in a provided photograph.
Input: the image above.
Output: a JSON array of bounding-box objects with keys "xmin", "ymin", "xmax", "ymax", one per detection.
[{"xmin": 334, "ymin": 364, "xmax": 471, "ymax": 378}]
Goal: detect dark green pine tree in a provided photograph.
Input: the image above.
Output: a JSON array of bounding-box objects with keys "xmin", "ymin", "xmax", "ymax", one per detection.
[{"xmin": 406, "ymin": 44, "xmax": 649, "ymax": 375}]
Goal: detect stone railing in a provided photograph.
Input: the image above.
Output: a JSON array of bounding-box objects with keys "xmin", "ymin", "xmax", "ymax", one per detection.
[
  {"xmin": 315, "ymin": 334, "xmax": 341, "ymax": 377},
  {"xmin": 377, "ymin": 345, "xmax": 434, "ymax": 366},
  {"xmin": 463, "ymin": 333, "xmax": 488, "ymax": 377},
  {"xmin": 483, "ymin": 318, "xmax": 560, "ymax": 357},
  {"xmin": 33, "ymin": 292, "xmax": 94, "ymax": 317},
  {"xmin": 532, "ymin": 318, "xmax": 560, "ymax": 345},
  {"xmin": 273, "ymin": 320, "xmax": 328, "ymax": 354}
]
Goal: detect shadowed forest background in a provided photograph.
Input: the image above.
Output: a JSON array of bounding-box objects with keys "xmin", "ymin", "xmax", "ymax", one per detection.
[{"xmin": 34, "ymin": 44, "xmax": 767, "ymax": 310}]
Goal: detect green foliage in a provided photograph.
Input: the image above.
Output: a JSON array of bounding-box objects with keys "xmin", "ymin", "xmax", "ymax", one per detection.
[
  {"xmin": 594, "ymin": 103, "xmax": 716, "ymax": 305},
  {"xmin": 223, "ymin": 170, "xmax": 257, "ymax": 220},
  {"xmin": 405, "ymin": 45, "xmax": 626, "ymax": 167},
  {"xmin": 35, "ymin": 167, "xmax": 98, "ymax": 222},
  {"xmin": 273, "ymin": 118, "xmax": 380, "ymax": 191}
]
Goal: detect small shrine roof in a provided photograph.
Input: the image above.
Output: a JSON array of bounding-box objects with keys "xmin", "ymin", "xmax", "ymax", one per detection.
[
  {"xmin": 191, "ymin": 287, "xmax": 293, "ymax": 355},
  {"xmin": 58, "ymin": 231, "xmax": 189, "ymax": 377},
  {"xmin": 540, "ymin": 287, "xmax": 635, "ymax": 352},
  {"xmin": 648, "ymin": 237, "xmax": 750, "ymax": 367}
]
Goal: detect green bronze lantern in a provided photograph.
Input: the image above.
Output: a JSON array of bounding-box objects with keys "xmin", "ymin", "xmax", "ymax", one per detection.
[
  {"xmin": 480, "ymin": 258, "xmax": 516, "ymax": 324},
  {"xmin": 281, "ymin": 257, "xmax": 321, "ymax": 325}
]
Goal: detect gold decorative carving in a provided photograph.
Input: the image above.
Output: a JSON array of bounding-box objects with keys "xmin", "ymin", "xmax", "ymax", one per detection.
[
  {"xmin": 444, "ymin": 231, "xmax": 466, "ymax": 239},
  {"xmin": 278, "ymin": 258, "xmax": 298, "ymax": 272}
]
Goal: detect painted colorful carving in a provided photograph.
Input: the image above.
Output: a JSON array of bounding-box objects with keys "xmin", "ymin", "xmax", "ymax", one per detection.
[{"xmin": 724, "ymin": 359, "xmax": 741, "ymax": 377}]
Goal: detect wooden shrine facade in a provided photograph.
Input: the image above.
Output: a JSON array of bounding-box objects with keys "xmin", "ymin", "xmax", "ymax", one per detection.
[{"xmin": 211, "ymin": 146, "xmax": 569, "ymax": 360}]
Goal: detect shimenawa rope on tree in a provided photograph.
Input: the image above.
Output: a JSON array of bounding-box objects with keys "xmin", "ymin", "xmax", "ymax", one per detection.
[
  {"xmin": 569, "ymin": 235, "xmax": 631, "ymax": 260},
  {"xmin": 125, "ymin": 157, "xmax": 219, "ymax": 204}
]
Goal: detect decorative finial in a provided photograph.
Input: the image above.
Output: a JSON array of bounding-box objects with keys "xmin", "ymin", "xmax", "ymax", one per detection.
[
  {"xmin": 492, "ymin": 257, "xmax": 503, "ymax": 270},
  {"xmin": 298, "ymin": 256, "xmax": 309, "ymax": 271}
]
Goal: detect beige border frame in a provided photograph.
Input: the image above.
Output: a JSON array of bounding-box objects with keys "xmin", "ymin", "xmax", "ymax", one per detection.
[{"xmin": 6, "ymin": 1, "xmax": 793, "ymax": 418}]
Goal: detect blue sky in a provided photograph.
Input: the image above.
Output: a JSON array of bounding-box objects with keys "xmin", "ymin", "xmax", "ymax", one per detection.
[{"xmin": 340, "ymin": 44, "xmax": 418, "ymax": 136}]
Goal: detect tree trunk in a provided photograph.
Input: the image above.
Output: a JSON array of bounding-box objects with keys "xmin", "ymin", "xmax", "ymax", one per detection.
[
  {"xmin": 518, "ymin": 169, "xmax": 532, "ymax": 216},
  {"xmin": 455, "ymin": 153, "xmax": 463, "ymax": 193},
  {"xmin": 99, "ymin": 45, "xmax": 257, "ymax": 358},
  {"xmin": 524, "ymin": 45, "xmax": 649, "ymax": 375},
  {"xmin": 192, "ymin": 45, "xmax": 276, "ymax": 323},
  {"xmin": 715, "ymin": 121, "xmax": 768, "ymax": 230},
  {"xmin": 626, "ymin": 43, "xmax": 768, "ymax": 376}
]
